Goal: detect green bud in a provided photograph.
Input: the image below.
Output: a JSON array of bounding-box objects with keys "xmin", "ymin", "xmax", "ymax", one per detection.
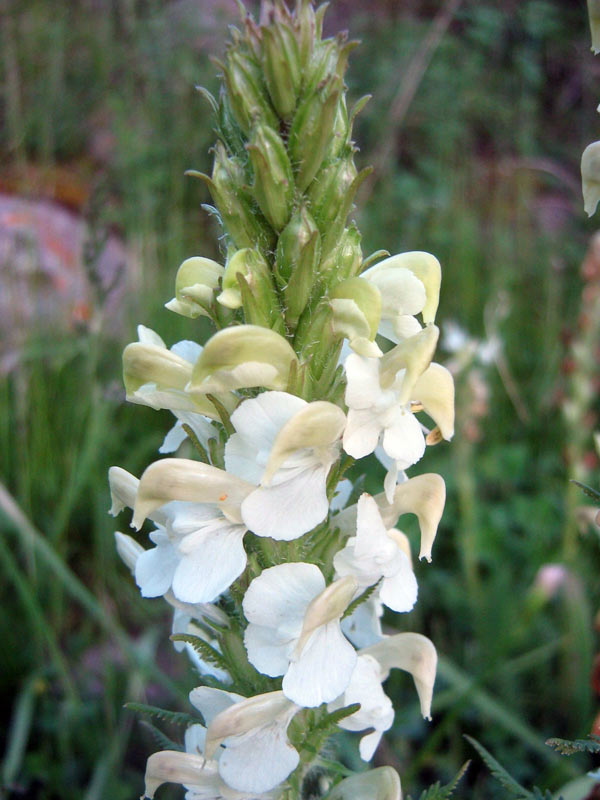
[
  {"xmin": 217, "ymin": 247, "xmax": 282, "ymax": 331},
  {"xmin": 215, "ymin": 89, "xmax": 246, "ymax": 161},
  {"xmin": 319, "ymin": 225, "xmax": 363, "ymax": 287},
  {"xmin": 330, "ymin": 277, "xmax": 382, "ymax": 357},
  {"xmin": 296, "ymin": 0, "xmax": 317, "ymax": 71},
  {"xmin": 165, "ymin": 256, "xmax": 224, "ymax": 319},
  {"xmin": 204, "ymin": 142, "xmax": 275, "ymax": 251},
  {"xmin": 261, "ymin": 23, "xmax": 301, "ymax": 119},
  {"xmin": 275, "ymin": 205, "xmax": 321, "ymax": 286},
  {"xmin": 308, "ymin": 153, "xmax": 357, "ymax": 234},
  {"xmin": 247, "ymin": 123, "xmax": 295, "ymax": 232},
  {"xmin": 288, "ymin": 76, "xmax": 342, "ymax": 192},
  {"xmin": 222, "ymin": 48, "xmax": 278, "ymax": 135}
]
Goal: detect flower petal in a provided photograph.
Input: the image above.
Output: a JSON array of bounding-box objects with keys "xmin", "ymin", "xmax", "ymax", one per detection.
[
  {"xmin": 135, "ymin": 537, "xmax": 179, "ymax": 597},
  {"xmin": 344, "ymin": 354, "xmax": 382, "ymax": 409},
  {"xmin": 327, "ymin": 766, "xmax": 402, "ymax": 800},
  {"xmin": 243, "ymin": 563, "xmax": 324, "ymax": 629},
  {"xmin": 241, "ymin": 465, "xmax": 329, "ymax": 540},
  {"xmin": 382, "ymin": 411, "xmax": 426, "ymax": 468},
  {"xmin": 343, "ymin": 408, "xmax": 382, "ymax": 459},
  {"xmin": 172, "ymin": 523, "xmax": 247, "ymax": 603},
  {"xmin": 283, "ymin": 621, "xmax": 357, "ymax": 707}
]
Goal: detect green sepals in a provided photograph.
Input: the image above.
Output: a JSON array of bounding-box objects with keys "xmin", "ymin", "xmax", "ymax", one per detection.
[
  {"xmin": 180, "ymin": 423, "xmax": 211, "ymax": 463},
  {"xmin": 215, "ymin": 88, "xmax": 248, "ymax": 162},
  {"xmin": 222, "ymin": 47, "xmax": 278, "ymax": 135},
  {"xmin": 219, "ymin": 630, "xmax": 273, "ymax": 694},
  {"xmin": 206, "ymin": 143, "xmax": 275, "ymax": 251},
  {"xmin": 296, "ymin": 0, "xmax": 317, "ymax": 71},
  {"xmin": 321, "ymin": 167, "xmax": 372, "ymax": 259},
  {"xmin": 284, "ymin": 230, "xmax": 321, "ymax": 326},
  {"xmin": 327, "ymin": 93, "xmax": 371, "ymax": 161},
  {"xmin": 320, "ymin": 225, "xmax": 363, "ymax": 288},
  {"xmin": 361, "ymin": 249, "xmax": 390, "ymax": 271},
  {"xmin": 308, "ymin": 154, "xmax": 357, "ymax": 234},
  {"xmin": 261, "ymin": 23, "xmax": 302, "ymax": 119},
  {"xmin": 275, "ymin": 205, "xmax": 321, "ymax": 287},
  {"xmin": 289, "ymin": 76, "xmax": 343, "ymax": 192},
  {"xmin": 247, "ymin": 123, "xmax": 295, "ymax": 231},
  {"xmin": 570, "ymin": 479, "xmax": 600, "ymax": 503}
]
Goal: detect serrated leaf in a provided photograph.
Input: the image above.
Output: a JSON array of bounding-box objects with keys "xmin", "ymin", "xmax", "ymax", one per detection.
[
  {"xmin": 139, "ymin": 720, "xmax": 184, "ymax": 752},
  {"xmin": 571, "ymin": 480, "xmax": 600, "ymax": 502},
  {"xmin": 546, "ymin": 736, "xmax": 600, "ymax": 755},
  {"xmin": 465, "ymin": 735, "xmax": 532, "ymax": 798},
  {"xmin": 170, "ymin": 634, "xmax": 230, "ymax": 672},
  {"xmin": 124, "ymin": 702, "xmax": 197, "ymax": 727},
  {"xmin": 316, "ymin": 703, "xmax": 361, "ymax": 730},
  {"xmin": 531, "ymin": 789, "xmax": 557, "ymax": 799},
  {"xmin": 408, "ymin": 761, "xmax": 470, "ymax": 800},
  {"xmin": 342, "ymin": 581, "xmax": 381, "ymax": 620}
]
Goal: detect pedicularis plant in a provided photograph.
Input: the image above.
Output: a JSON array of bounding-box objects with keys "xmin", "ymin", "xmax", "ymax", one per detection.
[{"xmin": 110, "ymin": 2, "xmax": 455, "ymax": 798}]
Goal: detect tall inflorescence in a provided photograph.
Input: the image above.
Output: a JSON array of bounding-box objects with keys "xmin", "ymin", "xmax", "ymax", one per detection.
[{"xmin": 110, "ymin": 2, "xmax": 455, "ymax": 798}]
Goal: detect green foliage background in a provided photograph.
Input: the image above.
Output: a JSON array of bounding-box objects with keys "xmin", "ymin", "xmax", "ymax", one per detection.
[{"xmin": 1, "ymin": 1, "xmax": 599, "ymax": 797}]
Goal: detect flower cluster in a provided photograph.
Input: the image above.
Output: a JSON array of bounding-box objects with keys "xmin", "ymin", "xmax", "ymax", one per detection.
[{"xmin": 110, "ymin": 2, "xmax": 454, "ymax": 797}]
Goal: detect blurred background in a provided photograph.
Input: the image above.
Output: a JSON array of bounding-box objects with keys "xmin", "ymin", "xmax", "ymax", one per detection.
[{"xmin": 1, "ymin": 0, "xmax": 600, "ymax": 797}]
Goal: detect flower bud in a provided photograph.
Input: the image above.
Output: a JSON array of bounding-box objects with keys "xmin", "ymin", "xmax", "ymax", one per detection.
[
  {"xmin": 114, "ymin": 532, "xmax": 144, "ymax": 573},
  {"xmin": 189, "ymin": 325, "xmax": 298, "ymax": 394},
  {"xmin": 582, "ymin": 140, "xmax": 600, "ymax": 217},
  {"xmin": 247, "ymin": 123, "xmax": 295, "ymax": 231},
  {"xmin": 203, "ymin": 142, "xmax": 275, "ymax": 251},
  {"xmin": 221, "ymin": 48, "xmax": 278, "ymax": 135},
  {"xmin": 143, "ymin": 751, "xmax": 216, "ymax": 800},
  {"xmin": 165, "ymin": 256, "xmax": 224, "ymax": 319},
  {"xmin": 288, "ymin": 76, "xmax": 343, "ymax": 191},
  {"xmin": 261, "ymin": 23, "xmax": 301, "ymax": 119},
  {"xmin": 296, "ymin": 0, "xmax": 318, "ymax": 71},
  {"xmin": 218, "ymin": 247, "xmax": 282, "ymax": 330},
  {"xmin": 276, "ymin": 206, "xmax": 321, "ymax": 324},
  {"xmin": 320, "ymin": 225, "xmax": 363, "ymax": 286},
  {"xmin": 308, "ymin": 153, "xmax": 358, "ymax": 235},
  {"xmin": 123, "ymin": 342, "xmax": 192, "ymax": 398},
  {"xmin": 330, "ymin": 277, "xmax": 382, "ymax": 357},
  {"xmin": 328, "ymin": 767, "xmax": 403, "ymax": 800}
]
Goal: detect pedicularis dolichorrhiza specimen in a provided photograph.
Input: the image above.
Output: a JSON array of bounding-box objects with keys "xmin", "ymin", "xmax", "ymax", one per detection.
[{"xmin": 110, "ymin": 2, "xmax": 455, "ymax": 798}]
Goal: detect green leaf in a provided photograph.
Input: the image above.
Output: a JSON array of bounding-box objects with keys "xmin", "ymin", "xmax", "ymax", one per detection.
[
  {"xmin": 124, "ymin": 702, "xmax": 197, "ymax": 727},
  {"xmin": 180, "ymin": 424, "xmax": 211, "ymax": 463},
  {"xmin": 545, "ymin": 736, "xmax": 600, "ymax": 755},
  {"xmin": 342, "ymin": 581, "xmax": 381, "ymax": 619},
  {"xmin": 170, "ymin": 633, "xmax": 230, "ymax": 672},
  {"xmin": 408, "ymin": 761, "xmax": 470, "ymax": 800},
  {"xmin": 316, "ymin": 703, "xmax": 361, "ymax": 730},
  {"xmin": 464, "ymin": 735, "xmax": 532, "ymax": 798},
  {"xmin": 570, "ymin": 480, "xmax": 600, "ymax": 502},
  {"xmin": 139, "ymin": 720, "xmax": 183, "ymax": 752}
]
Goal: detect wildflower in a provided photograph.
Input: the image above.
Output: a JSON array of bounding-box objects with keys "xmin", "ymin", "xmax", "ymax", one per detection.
[
  {"xmin": 243, "ymin": 563, "xmax": 358, "ymax": 706},
  {"xmin": 205, "ymin": 690, "xmax": 301, "ymax": 793},
  {"xmin": 225, "ymin": 391, "xmax": 346, "ymax": 540},
  {"xmin": 334, "ymin": 494, "xmax": 418, "ymax": 613}
]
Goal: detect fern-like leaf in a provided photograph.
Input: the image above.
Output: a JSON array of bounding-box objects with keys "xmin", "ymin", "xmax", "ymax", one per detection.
[
  {"xmin": 170, "ymin": 633, "xmax": 230, "ymax": 672},
  {"xmin": 124, "ymin": 702, "xmax": 197, "ymax": 727},
  {"xmin": 316, "ymin": 703, "xmax": 362, "ymax": 731},
  {"xmin": 532, "ymin": 788, "xmax": 559, "ymax": 800},
  {"xmin": 546, "ymin": 735, "xmax": 600, "ymax": 755},
  {"xmin": 342, "ymin": 581, "xmax": 381, "ymax": 620},
  {"xmin": 571, "ymin": 480, "xmax": 600, "ymax": 502},
  {"xmin": 139, "ymin": 720, "xmax": 183, "ymax": 752},
  {"xmin": 408, "ymin": 761, "xmax": 470, "ymax": 800},
  {"xmin": 465, "ymin": 735, "xmax": 532, "ymax": 798}
]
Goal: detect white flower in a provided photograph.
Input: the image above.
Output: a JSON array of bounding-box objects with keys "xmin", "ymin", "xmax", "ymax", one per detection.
[
  {"xmin": 243, "ymin": 563, "xmax": 358, "ymax": 707},
  {"xmin": 225, "ymin": 391, "xmax": 346, "ymax": 540},
  {"xmin": 334, "ymin": 494, "xmax": 418, "ymax": 613},
  {"xmin": 172, "ymin": 610, "xmax": 231, "ymax": 684},
  {"xmin": 204, "ymin": 690, "xmax": 301, "ymax": 794},
  {"xmin": 335, "ymin": 472, "xmax": 446, "ymax": 563},
  {"xmin": 159, "ymin": 410, "xmax": 216, "ymax": 455},
  {"xmin": 343, "ymin": 354, "xmax": 426, "ymax": 468},
  {"xmin": 329, "ymin": 654, "xmax": 394, "ymax": 760},
  {"xmin": 113, "ymin": 461, "xmax": 255, "ymax": 604}
]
